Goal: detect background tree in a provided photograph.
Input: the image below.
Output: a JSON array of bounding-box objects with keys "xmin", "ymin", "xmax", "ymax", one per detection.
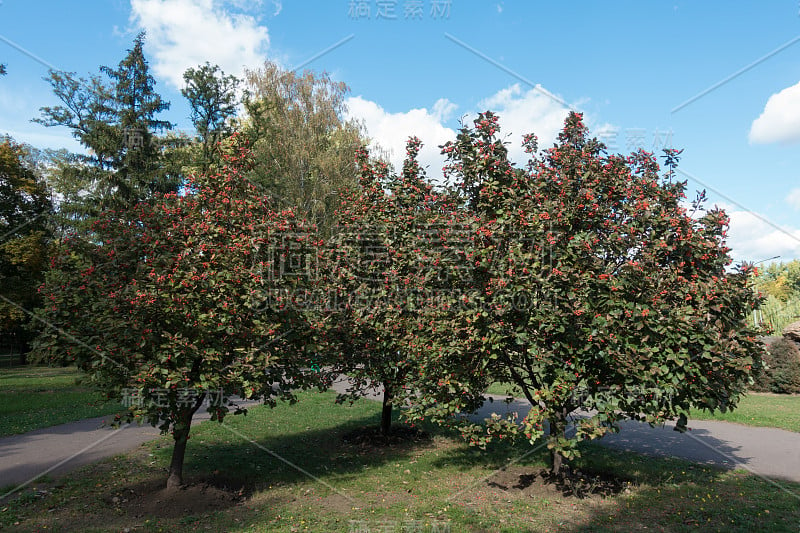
[
  {"xmin": 415, "ymin": 111, "xmax": 764, "ymax": 476},
  {"xmin": 751, "ymin": 260, "xmax": 800, "ymax": 332},
  {"xmin": 0, "ymin": 138, "xmax": 52, "ymax": 362},
  {"xmin": 31, "ymin": 138, "xmax": 324, "ymax": 489},
  {"xmin": 181, "ymin": 63, "xmax": 239, "ymax": 173},
  {"xmin": 320, "ymin": 147, "xmax": 402, "ymax": 436},
  {"xmin": 241, "ymin": 62, "xmax": 364, "ymax": 234},
  {"xmin": 36, "ymin": 32, "xmax": 174, "ymax": 213},
  {"xmin": 100, "ymin": 31, "xmax": 173, "ymax": 200}
]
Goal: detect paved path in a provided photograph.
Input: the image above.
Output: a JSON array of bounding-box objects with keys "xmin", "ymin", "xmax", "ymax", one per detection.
[
  {"xmin": 0, "ymin": 399, "xmax": 259, "ymax": 494},
  {"xmin": 2, "ymin": 383, "xmax": 799, "ymax": 499},
  {"xmin": 469, "ymin": 395, "xmax": 800, "ymax": 484},
  {"xmin": 333, "ymin": 378, "xmax": 800, "ymax": 484},
  {"xmin": 1, "ymin": 414, "xmax": 162, "ymax": 491}
]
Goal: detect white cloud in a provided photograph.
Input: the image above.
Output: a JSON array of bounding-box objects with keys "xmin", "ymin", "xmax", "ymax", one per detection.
[
  {"xmin": 719, "ymin": 204, "xmax": 800, "ymax": 263},
  {"xmin": 475, "ymin": 83, "xmax": 570, "ymax": 165},
  {"xmin": 345, "ymin": 83, "xmax": 574, "ymax": 183},
  {"xmin": 431, "ymin": 98, "xmax": 458, "ymax": 123},
  {"xmin": 787, "ymin": 188, "xmax": 800, "ymax": 210},
  {"xmin": 749, "ymin": 81, "xmax": 800, "ymax": 144},
  {"xmin": 129, "ymin": 0, "xmax": 270, "ymax": 89},
  {"xmin": 345, "ymin": 96, "xmax": 457, "ymax": 183}
]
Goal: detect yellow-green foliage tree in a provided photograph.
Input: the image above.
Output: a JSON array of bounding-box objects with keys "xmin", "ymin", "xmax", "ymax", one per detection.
[
  {"xmin": 240, "ymin": 62, "xmax": 365, "ymax": 234},
  {"xmin": 0, "ymin": 138, "xmax": 51, "ymax": 360}
]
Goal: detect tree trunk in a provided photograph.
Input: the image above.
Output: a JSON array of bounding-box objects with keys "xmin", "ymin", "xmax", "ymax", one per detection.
[
  {"xmin": 380, "ymin": 383, "xmax": 392, "ymax": 437},
  {"xmin": 166, "ymin": 397, "xmax": 203, "ymax": 489},
  {"xmin": 20, "ymin": 337, "xmax": 29, "ymax": 365},
  {"xmin": 551, "ymin": 447, "xmax": 564, "ymax": 477},
  {"xmin": 549, "ymin": 409, "xmax": 567, "ymax": 477},
  {"xmin": 166, "ymin": 421, "xmax": 190, "ymax": 490}
]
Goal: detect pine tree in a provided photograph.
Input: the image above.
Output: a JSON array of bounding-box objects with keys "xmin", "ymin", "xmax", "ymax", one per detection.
[
  {"xmin": 100, "ymin": 32, "xmax": 174, "ymax": 203},
  {"xmin": 181, "ymin": 63, "xmax": 239, "ymax": 173},
  {"xmin": 36, "ymin": 32, "xmax": 174, "ymax": 214}
]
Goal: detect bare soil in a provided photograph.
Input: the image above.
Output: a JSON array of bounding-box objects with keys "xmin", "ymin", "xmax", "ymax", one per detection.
[
  {"xmin": 101, "ymin": 478, "xmax": 245, "ymax": 520},
  {"xmin": 486, "ymin": 465, "xmax": 634, "ymax": 499}
]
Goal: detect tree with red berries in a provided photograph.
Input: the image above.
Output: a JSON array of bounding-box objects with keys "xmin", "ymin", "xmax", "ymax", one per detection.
[
  {"xmin": 318, "ymin": 141, "xmax": 421, "ymax": 436},
  {"xmin": 318, "ymin": 138, "xmax": 486, "ymax": 436},
  {"xmin": 31, "ymin": 138, "xmax": 324, "ymax": 488},
  {"xmin": 414, "ymin": 111, "xmax": 764, "ymax": 475}
]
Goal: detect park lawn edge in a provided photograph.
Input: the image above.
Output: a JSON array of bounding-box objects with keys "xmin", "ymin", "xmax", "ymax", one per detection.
[{"xmin": 1, "ymin": 390, "xmax": 799, "ymax": 533}]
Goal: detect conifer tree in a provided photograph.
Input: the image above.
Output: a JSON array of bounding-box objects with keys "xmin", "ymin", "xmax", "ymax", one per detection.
[{"xmin": 36, "ymin": 32, "xmax": 174, "ymax": 214}]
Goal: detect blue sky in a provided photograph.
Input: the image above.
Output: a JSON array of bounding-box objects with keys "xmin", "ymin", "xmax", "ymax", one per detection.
[{"xmin": 1, "ymin": 1, "xmax": 800, "ymax": 265}]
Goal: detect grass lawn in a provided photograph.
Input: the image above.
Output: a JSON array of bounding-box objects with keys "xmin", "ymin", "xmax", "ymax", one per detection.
[
  {"xmin": 485, "ymin": 381, "xmax": 525, "ymax": 397},
  {"xmin": 688, "ymin": 392, "xmax": 800, "ymax": 433},
  {"xmin": 487, "ymin": 383, "xmax": 800, "ymax": 434},
  {"xmin": 2, "ymin": 390, "xmax": 799, "ymax": 532},
  {"xmin": 0, "ymin": 366, "xmax": 122, "ymax": 437}
]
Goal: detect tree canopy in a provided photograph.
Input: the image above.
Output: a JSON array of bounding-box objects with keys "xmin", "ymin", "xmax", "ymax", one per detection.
[
  {"xmin": 405, "ymin": 111, "xmax": 764, "ymax": 474},
  {"xmin": 0, "ymin": 138, "xmax": 52, "ymax": 357},
  {"xmin": 241, "ymin": 62, "xmax": 365, "ymax": 234},
  {"xmin": 31, "ymin": 137, "xmax": 325, "ymax": 488}
]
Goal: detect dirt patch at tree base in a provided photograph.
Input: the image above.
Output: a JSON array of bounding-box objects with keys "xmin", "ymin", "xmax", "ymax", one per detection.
[
  {"xmin": 102, "ymin": 478, "xmax": 246, "ymax": 520},
  {"xmin": 486, "ymin": 466, "xmax": 635, "ymax": 499}
]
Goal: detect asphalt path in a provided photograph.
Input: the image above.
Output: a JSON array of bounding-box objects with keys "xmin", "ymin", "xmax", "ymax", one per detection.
[
  {"xmin": 2, "ymin": 381, "xmax": 799, "ymax": 499},
  {"xmin": 469, "ymin": 394, "xmax": 800, "ymax": 485},
  {"xmin": 0, "ymin": 398, "xmax": 260, "ymax": 495}
]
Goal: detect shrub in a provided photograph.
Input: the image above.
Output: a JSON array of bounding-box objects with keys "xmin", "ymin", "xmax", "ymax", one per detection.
[{"xmin": 753, "ymin": 338, "xmax": 800, "ymax": 394}]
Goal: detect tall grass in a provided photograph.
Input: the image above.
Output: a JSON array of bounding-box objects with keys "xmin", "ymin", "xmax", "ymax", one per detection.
[{"xmin": 752, "ymin": 294, "xmax": 800, "ymax": 334}]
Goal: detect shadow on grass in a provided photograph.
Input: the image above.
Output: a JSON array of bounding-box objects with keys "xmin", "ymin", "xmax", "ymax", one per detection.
[
  {"xmin": 8, "ymin": 390, "xmax": 800, "ymax": 532},
  {"xmin": 423, "ymin": 432, "xmax": 800, "ymax": 531},
  {"xmin": 1, "ymin": 395, "xmax": 442, "ymax": 532},
  {"xmin": 148, "ymin": 400, "xmax": 439, "ymax": 496},
  {"xmin": 428, "ymin": 432, "xmax": 549, "ymax": 471},
  {"xmin": 547, "ymin": 442, "xmax": 800, "ymax": 532}
]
